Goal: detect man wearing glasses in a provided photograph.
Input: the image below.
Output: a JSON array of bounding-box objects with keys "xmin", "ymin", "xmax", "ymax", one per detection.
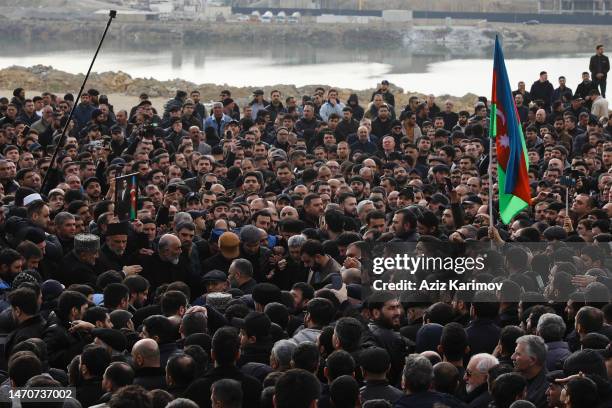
[{"xmin": 464, "ymin": 353, "xmax": 499, "ymax": 408}]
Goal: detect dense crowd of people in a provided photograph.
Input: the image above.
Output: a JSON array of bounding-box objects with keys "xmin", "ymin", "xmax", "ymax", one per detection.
[{"xmin": 0, "ymin": 44, "xmax": 608, "ymax": 408}]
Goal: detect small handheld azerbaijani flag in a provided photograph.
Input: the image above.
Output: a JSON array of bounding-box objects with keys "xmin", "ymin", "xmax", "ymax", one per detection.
[
  {"xmin": 129, "ymin": 174, "xmax": 137, "ymax": 221},
  {"xmin": 490, "ymin": 36, "xmax": 532, "ymax": 224}
]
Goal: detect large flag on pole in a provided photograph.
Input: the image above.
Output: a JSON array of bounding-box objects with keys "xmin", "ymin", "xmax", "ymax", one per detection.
[{"xmin": 490, "ymin": 36, "xmax": 532, "ymax": 224}]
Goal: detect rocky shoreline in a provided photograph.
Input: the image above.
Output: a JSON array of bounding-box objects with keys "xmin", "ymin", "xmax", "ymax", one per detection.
[{"xmin": 0, "ymin": 65, "xmax": 482, "ymax": 111}]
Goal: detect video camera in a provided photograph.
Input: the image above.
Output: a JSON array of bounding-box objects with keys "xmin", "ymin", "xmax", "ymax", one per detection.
[{"xmin": 138, "ymin": 122, "xmax": 159, "ymax": 138}]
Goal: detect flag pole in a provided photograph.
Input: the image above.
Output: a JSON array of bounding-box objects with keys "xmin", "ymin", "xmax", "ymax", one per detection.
[
  {"xmin": 489, "ymin": 36, "xmax": 497, "ymax": 248},
  {"xmin": 489, "ymin": 137, "xmax": 495, "ymax": 249},
  {"xmin": 489, "ymin": 139, "xmax": 494, "ymax": 225}
]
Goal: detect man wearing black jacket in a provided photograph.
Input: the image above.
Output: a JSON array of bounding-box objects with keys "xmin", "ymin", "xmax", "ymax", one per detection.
[
  {"xmin": 76, "ymin": 345, "xmax": 111, "ymax": 408},
  {"xmin": 59, "ymin": 233, "xmax": 101, "ymax": 289},
  {"xmin": 575, "ymin": 72, "xmax": 598, "ymax": 107},
  {"xmin": 140, "ymin": 234, "xmax": 188, "ymax": 295},
  {"xmin": 202, "ymin": 231, "xmax": 240, "ymax": 274},
  {"xmin": 132, "ymin": 338, "xmax": 166, "ymax": 391},
  {"xmin": 590, "ymin": 44, "xmax": 610, "ymax": 98},
  {"xmin": 336, "ymin": 107, "xmax": 359, "ymax": 140},
  {"xmin": 184, "ymin": 327, "xmax": 263, "ymax": 408},
  {"xmin": 5, "ymin": 287, "xmax": 47, "ymax": 359},
  {"xmin": 43, "ymin": 290, "xmax": 92, "ymax": 370},
  {"xmin": 265, "ymin": 163, "xmax": 294, "ymax": 195},
  {"xmin": 359, "ymin": 346, "xmax": 404, "ymax": 403},
  {"xmin": 363, "ymin": 291, "xmax": 408, "ymax": 387},
  {"xmin": 530, "ymin": 71, "xmax": 554, "ymax": 111},
  {"xmin": 370, "ymin": 80, "xmax": 395, "ymax": 108},
  {"xmin": 235, "ymin": 311, "xmax": 275, "ymax": 366},
  {"xmin": 390, "ymin": 208, "xmax": 420, "ymax": 242}
]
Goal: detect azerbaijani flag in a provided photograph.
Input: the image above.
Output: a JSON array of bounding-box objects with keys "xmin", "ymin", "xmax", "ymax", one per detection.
[
  {"xmin": 490, "ymin": 36, "xmax": 531, "ymax": 224},
  {"xmin": 129, "ymin": 174, "xmax": 137, "ymax": 221}
]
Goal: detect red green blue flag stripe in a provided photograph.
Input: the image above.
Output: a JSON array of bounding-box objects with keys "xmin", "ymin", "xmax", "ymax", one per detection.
[{"xmin": 490, "ymin": 36, "xmax": 532, "ymax": 224}]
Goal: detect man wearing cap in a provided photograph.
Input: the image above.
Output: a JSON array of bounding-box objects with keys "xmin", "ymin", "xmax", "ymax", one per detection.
[
  {"xmin": 93, "ymin": 328, "xmax": 128, "ymax": 356},
  {"xmin": 371, "ymin": 80, "xmax": 395, "ymax": 108},
  {"xmin": 163, "ymin": 90, "xmax": 187, "ymax": 119},
  {"xmin": 462, "ymin": 194, "xmax": 483, "ymax": 224},
  {"xmin": 202, "ymin": 231, "xmax": 240, "ymax": 274},
  {"xmin": 240, "ymin": 225, "xmax": 272, "ymax": 283},
  {"xmin": 165, "ymin": 116, "xmax": 189, "ymax": 150},
  {"xmin": 181, "ymin": 98, "xmax": 202, "ymax": 130},
  {"xmin": 97, "ymin": 221, "xmax": 142, "ymax": 277},
  {"xmin": 222, "ymin": 92, "xmax": 241, "ymax": 121},
  {"xmin": 249, "ymin": 89, "xmax": 269, "ymax": 121},
  {"xmin": 109, "ymin": 124, "xmax": 128, "ymax": 159},
  {"xmin": 83, "ymin": 177, "xmax": 103, "ymax": 202},
  {"xmin": 59, "ymin": 233, "xmax": 101, "ymax": 288},
  {"xmin": 161, "ymin": 103, "xmax": 183, "ymax": 128},
  {"xmin": 201, "ymin": 270, "xmax": 229, "ymax": 297}
]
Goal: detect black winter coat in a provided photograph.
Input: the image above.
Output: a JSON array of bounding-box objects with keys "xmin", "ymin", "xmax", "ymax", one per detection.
[
  {"xmin": 57, "ymin": 251, "xmax": 99, "ymax": 290},
  {"xmin": 43, "ymin": 315, "xmax": 91, "ymax": 370},
  {"xmin": 184, "ymin": 365, "xmax": 263, "ymax": 408},
  {"xmin": 4, "ymin": 314, "xmax": 47, "ymax": 361}
]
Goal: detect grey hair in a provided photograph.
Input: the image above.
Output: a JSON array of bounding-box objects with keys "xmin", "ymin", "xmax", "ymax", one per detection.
[
  {"xmin": 212, "ymin": 102, "xmax": 223, "ymax": 109},
  {"xmin": 174, "ymin": 212, "xmax": 193, "ymax": 226},
  {"xmin": 356, "ymin": 200, "xmax": 374, "ymax": 215},
  {"xmin": 471, "ymin": 353, "xmax": 499, "ymax": 374},
  {"xmin": 231, "ymin": 258, "xmax": 253, "ymax": 278},
  {"xmin": 288, "ymin": 235, "xmax": 307, "ymax": 248},
  {"xmin": 509, "ymin": 401, "xmax": 536, "ymax": 408},
  {"xmin": 158, "ymin": 234, "xmax": 177, "ymax": 252},
  {"xmin": 516, "ymin": 335, "xmax": 547, "ymax": 366},
  {"xmin": 54, "ymin": 211, "xmax": 75, "ymax": 227},
  {"xmin": 402, "ymin": 354, "xmax": 433, "ymax": 392},
  {"xmin": 166, "ymin": 398, "xmax": 199, "ymax": 408},
  {"xmin": 536, "ymin": 313, "xmax": 566, "ymax": 342},
  {"xmin": 271, "ymin": 339, "xmax": 297, "ymax": 369}
]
